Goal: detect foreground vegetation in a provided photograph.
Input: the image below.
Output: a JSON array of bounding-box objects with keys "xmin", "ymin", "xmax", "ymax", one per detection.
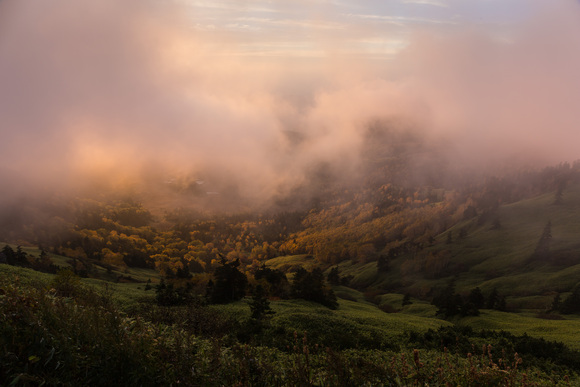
[{"xmin": 1, "ymin": 265, "xmax": 579, "ymax": 386}]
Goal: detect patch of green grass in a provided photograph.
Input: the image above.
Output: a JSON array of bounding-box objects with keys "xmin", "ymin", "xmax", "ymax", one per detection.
[
  {"xmin": 0, "ymin": 263, "xmax": 155, "ymax": 309},
  {"xmin": 0, "ymin": 263, "xmax": 55, "ymax": 285},
  {"xmin": 265, "ymin": 254, "xmax": 318, "ymax": 272},
  {"xmin": 461, "ymin": 310, "xmax": 580, "ymax": 351},
  {"xmin": 333, "ymin": 285, "xmax": 367, "ymax": 302}
]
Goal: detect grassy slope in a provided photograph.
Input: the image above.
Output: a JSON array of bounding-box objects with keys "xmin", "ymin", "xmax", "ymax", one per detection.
[
  {"xmin": 0, "ymin": 260, "xmax": 157, "ymax": 310},
  {"xmin": 327, "ymin": 184, "xmax": 580, "ymax": 310},
  {"xmin": 444, "ymin": 185, "xmax": 580, "ymax": 297},
  {"xmin": 4, "ymin": 261, "xmax": 580, "ymax": 355},
  {"xmin": 461, "ymin": 310, "xmax": 580, "ymax": 351},
  {"xmin": 258, "ymin": 186, "xmax": 580, "ymax": 350},
  {"xmin": 264, "ymin": 254, "xmax": 318, "ymax": 272}
]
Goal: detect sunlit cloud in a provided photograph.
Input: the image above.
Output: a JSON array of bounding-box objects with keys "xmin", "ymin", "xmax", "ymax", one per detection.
[
  {"xmin": 402, "ymin": 0, "xmax": 450, "ymax": 7},
  {"xmin": 348, "ymin": 13, "xmax": 458, "ymax": 25},
  {"xmin": 0, "ymin": 0, "xmax": 579, "ymax": 207}
]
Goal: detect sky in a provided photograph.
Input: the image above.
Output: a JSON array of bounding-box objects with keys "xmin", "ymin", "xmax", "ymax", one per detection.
[
  {"xmin": 0, "ymin": 0, "xmax": 579, "ymax": 206},
  {"xmin": 180, "ymin": 0, "xmax": 532, "ymax": 59}
]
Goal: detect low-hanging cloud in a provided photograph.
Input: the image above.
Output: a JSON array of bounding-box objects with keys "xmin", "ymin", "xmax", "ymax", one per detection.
[{"xmin": 1, "ymin": 0, "xmax": 579, "ymax": 210}]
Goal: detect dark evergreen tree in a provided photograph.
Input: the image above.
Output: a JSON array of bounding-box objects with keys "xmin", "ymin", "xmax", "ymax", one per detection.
[
  {"xmin": 460, "ymin": 302, "xmax": 480, "ymax": 316},
  {"xmin": 550, "ymin": 293, "xmax": 561, "ymax": 312},
  {"xmin": 175, "ymin": 262, "xmax": 192, "ymax": 279},
  {"xmin": 327, "ymin": 266, "xmax": 341, "ymax": 286},
  {"xmin": 432, "ymin": 280, "xmax": 463, "ymax": 318},
  {"xmin": 467, "ymin": 287, "xmax": 485, "ymax": 309},
  {"xmin": 208, "ymin": 258, "xmax": 248, "ymax": 304},
  {"xmin": 291, "ymin": 267, "xmax": 338, "ymax": 309},
  {"xmin": 377, "ymin": 255, "xmax": 390, "ymax": 272},
  {"xmin": 249, "ymin": 285, "xmax": 274, "ymax": 320},
  {"xmin": 496, "ymin": 295, "xmax": 507, "ymax": 312},
  {"xmin": 15, "ymin": 246, "xmax": 28, "ymax": 265},
  {"xmin": 254, "ymin": 264, "xmax": 289, "ymax": 298},
  {"xmin": 2, "ymin": 245, "xmax": 16, "ymax": 265},
  {"xmin": 155, "ymin": 279, "xmax": 193, "ymax": 306},
  {"xmin": 205, "ymin": 279, "xmax": 214, "ymax": 304},
  {"xmin": 486, "ymin": 288, "xmax": 499, "ymax": 309},
  {"xmin": 561, "ymin": 285, "xmax": 580, "ymax": 314}
]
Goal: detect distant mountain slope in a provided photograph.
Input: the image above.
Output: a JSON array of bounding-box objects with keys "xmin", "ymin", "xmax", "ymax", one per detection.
[{"xmin": 330, "ymin": 183, "xmax": 580, "ymax": 311}]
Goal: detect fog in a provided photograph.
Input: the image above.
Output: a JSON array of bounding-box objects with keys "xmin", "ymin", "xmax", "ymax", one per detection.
[{"xmin": 1, "ymin": 0, "xmax": 579, "ymax": 210}]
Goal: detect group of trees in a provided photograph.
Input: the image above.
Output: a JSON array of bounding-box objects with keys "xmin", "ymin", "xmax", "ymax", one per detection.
[
  {"xmin": 155, "ymin": 257, "xmax": 338, "ymax": 311},
  {"xmin": 291, "ymin": 267, "xmax": 338, "ymax": 309},
  {"xmin": 432, "ymin": 282, "xmax": 505, "ymax": 318},
  {"xmin": 1, "ymin": 245, "xmax": 58, "ymax": 274},
  {"xmin": 550, "ymin": 285, "xmax": 580, "ymax": 314}
]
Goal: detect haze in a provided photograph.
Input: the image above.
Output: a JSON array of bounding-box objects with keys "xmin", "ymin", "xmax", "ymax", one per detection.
[{"xmin": 1, "ymin": 0, "xmax": 579, "ymax": 208}]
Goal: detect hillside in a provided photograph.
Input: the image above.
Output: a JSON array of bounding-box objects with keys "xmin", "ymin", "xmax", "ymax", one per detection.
[
  {"xmin": 3, "ymin": 162, "xmax": 580, "ymax": 384},
  {"xmin": 332, "ymin": 182, "xmax": 580, "ymax": 311}
]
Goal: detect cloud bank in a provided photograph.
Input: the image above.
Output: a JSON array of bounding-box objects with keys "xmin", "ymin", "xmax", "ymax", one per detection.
[{"xmin": 0, "ymin": 0, "xmax": 579, "ymax": 209}]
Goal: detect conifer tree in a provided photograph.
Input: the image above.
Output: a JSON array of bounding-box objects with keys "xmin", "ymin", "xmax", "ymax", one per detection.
[
  {"xmin": 208, "ymin": 258, "xmax": 248, "ymax": 304},
  {"xmin": 327, "ymin": 266, "xmax": 341, "ymax": 286},
  {"xmin": 561, "ymin": 285, "xmax": 580, "ymax": 314},
  {"xmin": 249, "ymin": 285, "xmax": 274, "ymax": 320},
  {"xmin": 486, "ymin": 288, "xmax": 499, "ymax": 309},
  {"xmin": 467, "ymin": 287, "xmax": 485, "ymax": 309}
]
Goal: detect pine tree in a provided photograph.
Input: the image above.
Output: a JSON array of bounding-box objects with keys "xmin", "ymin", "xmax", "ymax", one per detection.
[
  {"xmin": 327, "ymin": 266, "xmax": 341, "ymax": 286},
  {"xmin": 291, "ymin": 267, "xmax": 338, "ymax": 309},
  {"xmin": 550, "ymin": 293, "xmax": 561, "ymax": 312},
  {"xmin": 560, "ymin": 285, "xmax": 580, "ymax": 314},
  {"xmin": 377, "ymin": 255, "xmax": 390, "ymax": 272},
  {"xmin": 249, "ymin": 285, "xmax": 274, "ymax": 320},
  {"xmin": 467, "ymin": 287, "xmax": 485, "ymax": 309},
  {"xmin": 486, "ymin": 288, "xmax": 499, "ymax": 309},
  {"xmin": 432, "ymin": 280, "xmax": 463, "ymax": 317},
  {"xmin": 2, "ymin": 245, "xmax": 16, "ymax": 265},
  {"xmin": 208, "ymin": 258, "xmax": 248, "ymax": 304}
]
